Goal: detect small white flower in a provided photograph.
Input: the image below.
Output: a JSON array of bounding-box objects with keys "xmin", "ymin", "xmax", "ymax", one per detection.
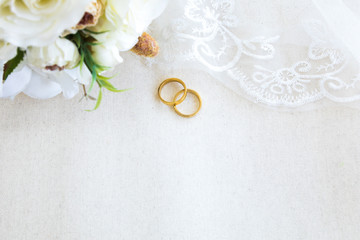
[
  {"xmin": 0, "ymin": 0, "xmax": 92, "ymax": 47},
  {"xmin": 27, "ymin": 38, "xmax": 81, "ymax": 70},
  {"xmin": 91, "ymin": 0, "xmax": 168, "ymax": 51},
  {"xmin": 92, "ymin": 43, "xmax": 123, "ymax": 70}
]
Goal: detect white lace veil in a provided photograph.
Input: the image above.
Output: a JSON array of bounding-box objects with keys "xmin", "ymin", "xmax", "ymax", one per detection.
[{"xmin": 147, "ymin": 0, "xmax": 360, "ymax": 109}]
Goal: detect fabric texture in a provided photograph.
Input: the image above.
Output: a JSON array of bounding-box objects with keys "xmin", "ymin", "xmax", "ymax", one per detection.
[
  {"xmin": 0, "ymin": 1, "xmax": 360, "ymax": 240},
  {"xmin": 1, "ymin": 52, "xmax": 360, "ymax": 240}
]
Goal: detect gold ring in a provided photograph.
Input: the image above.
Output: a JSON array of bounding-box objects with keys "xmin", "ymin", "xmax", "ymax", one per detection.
[
  {"xmin": 173, "ymin": 89, "xmax": 202, "ymax": 118},
  {"xmin": 158, "ymin": 78, "xmax": 187, "ymax": 106}
]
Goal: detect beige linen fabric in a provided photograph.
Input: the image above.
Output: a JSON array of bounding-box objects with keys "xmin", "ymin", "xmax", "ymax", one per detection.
[{"xmin": 0, "ymin": 54, "xmax": 360, "ymax": 240}]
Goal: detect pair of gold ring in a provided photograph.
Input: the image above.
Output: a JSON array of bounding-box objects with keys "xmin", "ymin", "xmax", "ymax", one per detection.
[{"xmin": 158, "ymin": 78, "xmax": 202, "ymax": 118}]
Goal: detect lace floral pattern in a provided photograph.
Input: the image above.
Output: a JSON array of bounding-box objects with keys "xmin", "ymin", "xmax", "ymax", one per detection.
[{"xmin": 151, "ymin": 0, "xmax": 360, "ymax": 107}]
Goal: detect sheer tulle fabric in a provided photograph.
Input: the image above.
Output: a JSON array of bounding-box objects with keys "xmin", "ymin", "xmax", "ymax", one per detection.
[{"xmin": 148, "ymin": 0, "xmax": 360, "ymax": 109}]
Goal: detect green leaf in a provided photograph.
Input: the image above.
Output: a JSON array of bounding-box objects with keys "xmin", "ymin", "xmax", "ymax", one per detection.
[
  {"xmin": 3, "ymin": 48, "xmax": 25, "ymax": 82},
  {"xmin": 65, "ymin": 32, "xmax": 82, "ymax": 48},
  {"xmin": 98, "ymin": 79, "xmax": 131, "ymax": 93},
  {"xmin": 72, "ymin": 50, "xmax": 84, "ymax": 70},
  {"xmin": 88, "ymin": 66, "xmax": 97, "ymax": 93},
  {"xmin": 95, "ymin": 65, "xmax": 111, "ymax": 73},
  {"xmin": 96, "ymin": 74, "xmax": 112, "ymax": 81},
  {"xmin": 86, "ymin": 88, "xmax": 103, "ymax": 112},
  {"xmin": 82, "ymin": 29, "xmax": 110, "ymax": 35},
  {"xmin": 85, "ymin": 41, "xmax": 103, "ymax": 46},
  {"xmin": 73, "ymin": 34, "xmax": 82, "ymax": 48},
  {"xmin": 79, "ymin": 52, "xmax": 85, "ymax": 70}
]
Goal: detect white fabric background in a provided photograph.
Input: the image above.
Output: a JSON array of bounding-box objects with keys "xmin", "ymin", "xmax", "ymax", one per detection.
[{"xmin": 1, "ymin": 53, "xmax": 360, "ymax": 240}]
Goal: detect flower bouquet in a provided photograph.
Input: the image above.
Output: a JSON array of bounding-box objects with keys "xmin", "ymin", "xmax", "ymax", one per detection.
[{"xmin": 0, "ymin": 0, "xmax": 167, "ymax": 110}]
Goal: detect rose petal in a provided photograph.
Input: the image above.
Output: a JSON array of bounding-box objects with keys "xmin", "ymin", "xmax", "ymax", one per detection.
[
  {"xmin": 1, "ymin": 66, "xmax": 32, "ymax": 98},
  {"xmin": 130, "ymin": 0, "xmax": 169, "ymax": 33},
  {"xmin": 23, "ymin": 70, "xmax": 62, "ymax": 99},
  {"xmin": 65, "ymin": 66, "xmax": 92, "ymax": 85},
  {"xmin": 49, "ymin": 71, "xmax": 80, "ymax": 99}
]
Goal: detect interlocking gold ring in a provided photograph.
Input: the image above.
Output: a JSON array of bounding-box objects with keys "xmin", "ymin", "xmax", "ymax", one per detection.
[
  {"xmin": 158, "ymin": 78, "xmax": 187, "ymax": 106},
  {"xmin": 173, "ymin": 89, "xmax": 202, "ymax": 118}
]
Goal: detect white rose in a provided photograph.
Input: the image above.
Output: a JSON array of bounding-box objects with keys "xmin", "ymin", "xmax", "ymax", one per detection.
[
  {"xmin": 0, "ymin": 40, "xmax": 17, "ymax": 63},
  {"xmin": 92, "ymin": 43, "xmax": 123, "ymax": 70},
  {"xmin": 0, "ymin": 0, "xmax": 92, "ymax": 47},
  {"xmin": 27, "ymin": 38, "xmax": 80, "ymax": 70},
  {"xmin": 91, "ymin": 0, "xmax": 168, "ymax": 51},
  {"xmin": 23, "ymin": 66, "xmax": 92, "ymax": 99},
  {"xmin": 0, "ymin": 64, "xmax": 92, "ymax": 100}
]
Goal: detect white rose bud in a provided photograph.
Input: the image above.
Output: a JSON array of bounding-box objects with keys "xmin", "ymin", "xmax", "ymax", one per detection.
[
  {"xmin": 92, "ymin": 43, "xmax": 123, "ymax": 70},
  {"xmin": 90, "ymin": 0, "xmax": 168, "ymax": 51},
  {"xmin": 27, "ymin": 38, "xmax": 80, "ymax": 71}
]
